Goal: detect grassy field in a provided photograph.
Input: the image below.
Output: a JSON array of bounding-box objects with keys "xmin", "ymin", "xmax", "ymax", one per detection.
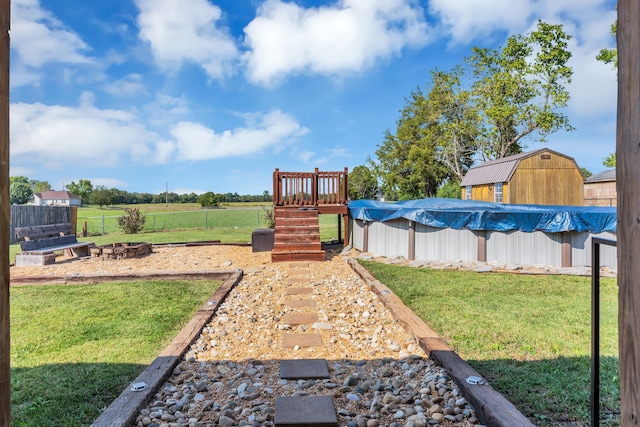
[
  {"xmin": 359, "ymin": 260, "xmax": 619, "ymax": 426},
  {"xmin": 77, "ymin": 203, "xmax": 275, "ymax": 235},
  {"xmin": 11, "ymin": 279, "xmax": 221, "ymax": 427}
]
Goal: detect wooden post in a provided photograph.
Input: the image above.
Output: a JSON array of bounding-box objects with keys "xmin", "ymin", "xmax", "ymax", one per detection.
[
  {"xmin": 273, "ymin": 169, "xmax": 279, "ymax": 205},
  {"xmin": 617, "ymin": 1, "xmax": 640, "ymax": 424},
  {"xmin": 343, "ymin": 213, "xmax": 349, "ymax": 247},
  {"xmin": 363, "ymin": 221, "xmax": 369, "ymax": 253},
  {"xmin": 561, "ymin": 232, "xmax": 572, "ymax": 268},
  {"xmin": 408, "ymin": 220, "xmax": 415, "ymax": 261},
  {"xmin": 0, "ymin": 0, "xmax": 10, "ymax": 424},
  {"xmin": 337, "ymin": 214, "xmax": 341, "ymax": 243},
  {"xmin": 477, "ymin": 231, "xmax": 487, "ymax": 263},
  {"xmin": 70, "ymin": 205, "xmax": 78, "ymax": 236}
]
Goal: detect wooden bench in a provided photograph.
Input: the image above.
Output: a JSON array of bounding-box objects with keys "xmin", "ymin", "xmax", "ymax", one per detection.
[{"xmin": 14, "ymin": 223, "xmax": 95, "ymax": 266}]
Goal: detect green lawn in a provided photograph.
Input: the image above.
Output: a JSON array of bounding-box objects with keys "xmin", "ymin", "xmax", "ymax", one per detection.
[
  {"xmin": 359, "ymin": 260, "xmax": 619, "ymax": 426},
  {"xmin": 10, "ymin": 279, "xmax": 221, "ymax": 427}
]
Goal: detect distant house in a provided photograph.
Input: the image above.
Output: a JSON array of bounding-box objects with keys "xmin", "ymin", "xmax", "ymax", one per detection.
[
  {"xmin": 584, "ymin": 169, "xmax": 616, "ymax": 207},
  {"xmin": 33, "ymin": 190, "xmax": 82, "ymax": 207},
  {"xmin": 460, "ymin": 148, "xmax": 584, "ymax": 206}
]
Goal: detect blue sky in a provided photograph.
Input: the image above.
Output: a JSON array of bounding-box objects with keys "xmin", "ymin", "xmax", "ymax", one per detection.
[{"xmin": 9, "ymin": 0, "xmax": 618, "ymax": 196}]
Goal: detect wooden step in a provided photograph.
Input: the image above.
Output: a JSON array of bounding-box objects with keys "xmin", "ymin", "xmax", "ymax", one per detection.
[
  {"xmin": 275, "ymin": 210, "xmax": 319, "ymax": 219},
  {"xmin": 276, "ymin": 219, "xmax": 319, "ymax": 227},
  {"xmin": 272, "ymin": 251, "xmax": 325, "ymax": 262},
  {"xmin": 275, "ymin": 227, "xmax": 319, "ymax": 235},
  {"xmin": 273, "ymin": 244, "xmax": 322, "ymax": 252},
  {"xmin": 273, "ymin": 206, "xmax": 323, "ymax": 263}
]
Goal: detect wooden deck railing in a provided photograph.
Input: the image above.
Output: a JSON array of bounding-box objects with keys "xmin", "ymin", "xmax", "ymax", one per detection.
[{"xmin": 273, "ymin": 168, "xmax": 348, "ymax": 206}]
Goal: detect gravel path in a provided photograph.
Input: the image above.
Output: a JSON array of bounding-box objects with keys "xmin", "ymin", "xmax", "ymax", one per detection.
[{"xmin": 12, "ymin": 245, "xmax": 484, "ymax": 427}]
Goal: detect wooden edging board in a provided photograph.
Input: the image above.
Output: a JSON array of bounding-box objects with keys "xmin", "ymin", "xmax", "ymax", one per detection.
[
  {"xmin": 37, "ymin": 269, "xmax": 245, "ymax": 427},
  {"xmin": 347, "ymin": 259, "xmax": 535, "ymax": 427},
  {"xmin": 10, "ymin": 269, "xmax": 237, "ymax": 286}
]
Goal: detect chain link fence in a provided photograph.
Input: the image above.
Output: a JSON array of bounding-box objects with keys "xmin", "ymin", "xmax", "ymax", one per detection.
[{"xmin": 78, "ymin": 207, "xmax": 271, "ymax": 236}]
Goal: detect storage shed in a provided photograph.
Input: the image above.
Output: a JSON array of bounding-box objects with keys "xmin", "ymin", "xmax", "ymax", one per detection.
[
  {"xmin": 583, "ymin": 169, "xmax": 616, "ymax": 207},
  {"xmin": 460, "ymin": 148, "xmax": 584, "ymax": 205}
]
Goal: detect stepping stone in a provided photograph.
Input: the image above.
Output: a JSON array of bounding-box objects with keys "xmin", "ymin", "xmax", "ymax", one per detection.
[
  {"xmin": 288, "ymin": 276, "xmax": 309, "ymax": 284},
  {"xmin": 282, "ymin": 333, "xmax": 322, "ymax": 348},
  {"xmin": 274, "ymin": 395, "xmax": 337, "ymax": 427},
  {"xmin": 288, "ymin": 263, "xmax": 309, "ymax": 268},
  {"xmin": 286, "ymin": 300, "xmax": 316, "ymax": 309},
  {"xmin": 282, "ymin": 313, "xmax": 317, "ymax": 325},
  {"xmin": 280, "ymin": 359, "xmax": 329, "ymax": 379},
  {"xmin": 286, "ymin": 287, "xmax": 313, "ymax": 295}
]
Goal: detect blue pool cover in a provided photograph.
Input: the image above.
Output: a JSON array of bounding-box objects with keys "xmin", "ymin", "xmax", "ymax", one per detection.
[{"xmin": 348, "ymin": 199, "xmax": 617, "ymax": 233}]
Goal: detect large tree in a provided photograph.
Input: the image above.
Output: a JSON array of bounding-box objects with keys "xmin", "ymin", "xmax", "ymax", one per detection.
[
  {"xmin": 425, "ymin": 66, "xmax": 479, "ymax": 181},
  {"xmin": 374, "ymin": 88, "xmax": 450, "ymax": 200},
  {"xmin": 348, "ymin": 165, "xmax": 378, "ymax": 200},
  {"xmin": 597, "ymin": 18, "xmax": 618, "ymax": 68},
  {"xmin": 373, "ymin": 20, "xmax": 573, "ymax": 200},
  {"xmin": 89, "ymin": 186, "xmax": 114, "ymax": 208},
  {"xmin": 596, "ymin": 14, "xmax": 617, "ymax": 165},
  {"xmin": 9, "ymin": 176, "xmax": 32, "ymax": 204},
  {"xmin": 31, "ymin": 180, "xmax": 51, "ymax": 193},
  {"xmin": 66, "ymin": 179, "xmax": 93, "ymax": 205},
  {"xmin": 603, "ymin": 152, "xmax": 616, "ymax": 168},
  {"xmin": 469, "ymin": 19, "xmax": 574, "ymax": 159}
]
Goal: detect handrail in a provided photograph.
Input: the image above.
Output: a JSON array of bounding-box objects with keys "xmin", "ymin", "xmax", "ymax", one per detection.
[
  {"xmin": 591, "ymin": 237, "xmax": 617, "ymax": 427},
  {"xmin": 273, "ymin": 168, "xmax": 348, "ymax": 206}
]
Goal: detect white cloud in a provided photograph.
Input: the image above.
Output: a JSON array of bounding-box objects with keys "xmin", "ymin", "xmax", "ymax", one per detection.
[
  {"xmin": 10, "ymin": 98, "xmax": 159, "ymax": 168},
  {"xmin": 429, "ymin": 0, "xmax": 532, "ymax": 45},
  {"xmin": 428, "ymin": 0, "xmax": 618, "ymax": 120},
  {"xmin": 11, "ymin": 0, "xmax": 92, "ymax": 69},
  {"xmin": 165, "ymin": 110, "xmax": 309, "ymax": 162},
  {"xmin": 9, "ymin": 165, "xmax": 33, "ymax": 177},
  {"xmin": 566, "ymin": 46, "xmax": 617, "ymax": 118},
  {"xmin": 243, "ymin": 0, "xmax": 431, "ymax": 86},
  {"xmin": 296, "ymin": 146, "xmax": 350, "ymax": 165},
  {"xmin": 171, "ymin": 187, "xmax": 207, "ymax": 195},
  {"xmin": 429, "ymin": 0, "xmax": 615, "ymax": 46},
  {"xmin": 104, "ymin": 74, "xmax": 148, "ymax": 97},
  {"xmin": 135, "ymin": 0, "xmax": 239, "ymax": 80},
  {"xmin": 91, "ymin": 177, "xmax": 130, "ymax": 189},
  {"xmin": 143, "ymin": 94, "xmax": 191, "ymax": 130}
]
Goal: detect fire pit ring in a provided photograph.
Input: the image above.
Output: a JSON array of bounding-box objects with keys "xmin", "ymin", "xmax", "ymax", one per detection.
[{"xmin": 90, "ymin": 242, "xmax": 153, "ymax": 260}]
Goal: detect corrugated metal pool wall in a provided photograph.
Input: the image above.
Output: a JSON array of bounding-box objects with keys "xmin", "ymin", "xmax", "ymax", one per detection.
[{"xmin": 350, "ymin": 218, "xmax": 617, "ymax": 269}]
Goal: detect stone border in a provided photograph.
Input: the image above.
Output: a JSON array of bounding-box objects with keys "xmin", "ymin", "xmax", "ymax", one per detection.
[
  {"xmin": 12, "ymin": 269, "xmax": 245, "ymax": 427},
  {"xmin": 348, "ymin": 259, "xmax": 536, "ymax": 427}
]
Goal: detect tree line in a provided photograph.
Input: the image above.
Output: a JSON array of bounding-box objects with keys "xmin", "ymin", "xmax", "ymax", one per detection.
[
  {"xmin": 347, "ymin": 20, "xmax": 612, "ymax": 202},
  {"xmin": 9, "ymin": 176, "xmax": 271, "ymax": 208}
]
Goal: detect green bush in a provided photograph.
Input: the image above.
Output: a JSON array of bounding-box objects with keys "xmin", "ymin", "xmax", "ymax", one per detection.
[{"xmin": 118, "ymin": 208, "xmax": 146, "ymax": 234}]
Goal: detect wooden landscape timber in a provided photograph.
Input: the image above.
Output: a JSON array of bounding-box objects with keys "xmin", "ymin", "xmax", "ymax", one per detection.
[
  {"xmin": 10, "ymin": 269, "xmax": 239, "ymax": 286},
  {"xmin": 348, "ymin": 259, "xmax": 536, "ymax": 427}
]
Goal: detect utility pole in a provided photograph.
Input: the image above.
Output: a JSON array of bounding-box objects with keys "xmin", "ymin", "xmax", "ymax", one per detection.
[
  {"xmin": 0, "ymin": 1, "xmax": 11, "ymax": 425},
  {"xmin": 165, "ymin": 181, "xmax": 168, "ymax": 206}
]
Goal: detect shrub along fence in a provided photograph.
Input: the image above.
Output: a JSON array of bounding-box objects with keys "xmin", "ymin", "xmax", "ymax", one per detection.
[{"xmin": 10, "ymin": 206, "xmax": 76, "ymax": 243}]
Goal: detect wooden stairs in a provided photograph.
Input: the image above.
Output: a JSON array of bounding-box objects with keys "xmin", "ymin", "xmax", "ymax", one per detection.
[{"xmin": 271, "ymin": 207, "xmax": 325, "ymax": 263}]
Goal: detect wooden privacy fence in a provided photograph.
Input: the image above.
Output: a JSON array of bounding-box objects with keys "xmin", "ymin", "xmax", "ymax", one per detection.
[
  {"xmin": 273, "ymin": 168, "xmax": 348, "ymax": 207},
  {"xmin": 9, "ymin": 206, "xmax": 77, "ymax": 243}
]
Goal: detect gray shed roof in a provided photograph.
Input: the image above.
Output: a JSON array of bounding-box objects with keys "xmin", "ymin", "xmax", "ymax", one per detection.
[
  {"xmin": 460, "ymin": 148, "xmax": 574, "ymax": 187},
  {"xmin": 585, "ymin": 169, "xmax": 615, "ymax": 183}
]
